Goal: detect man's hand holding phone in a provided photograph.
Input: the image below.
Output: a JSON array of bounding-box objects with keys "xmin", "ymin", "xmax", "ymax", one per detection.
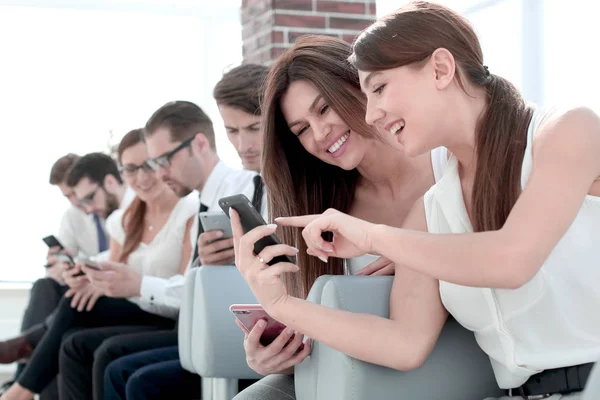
[
  {"xmin": 46, "ymin": 261, "xmax": 71, "ymax": 284},
  {"xmin": 197, "ymin": 231, "xmax": 235, "ymax": 265},
  {"xmin": 236, "ymin": 318, "xmax": 312, "ymax": 376}
]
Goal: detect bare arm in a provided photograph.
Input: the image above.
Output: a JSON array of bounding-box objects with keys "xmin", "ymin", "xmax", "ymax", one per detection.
[
  {"xmin": 366, "ymin": 107, "xmax": 600, "ymax": 289},
  {"xmin": 178, "ymin": 217, "xmax": 194, "ymax": 274},
  {"xmin": 234, "ymin": 201, "xmax": 448, "ymax": 371}
]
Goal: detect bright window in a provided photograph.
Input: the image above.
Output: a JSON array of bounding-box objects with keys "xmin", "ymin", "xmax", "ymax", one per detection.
[{"xmin": 0, "ymin": 2, "xmax": 242, "ymax": 282}]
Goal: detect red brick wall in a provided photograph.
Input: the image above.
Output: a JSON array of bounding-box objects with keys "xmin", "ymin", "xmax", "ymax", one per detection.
[{"xmin": 242, "ymin": 0, "xmax": 376, "ymax": 65}]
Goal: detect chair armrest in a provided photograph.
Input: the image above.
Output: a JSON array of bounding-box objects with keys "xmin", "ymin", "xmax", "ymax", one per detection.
[
  {"xmin": 179, "ymin": 267, "xmax": 200, "ymax": 372},
  {"xmin": 179, "ymin": 265, "xmax": 263, "ymax": 379},
  {"xmin": 296, "ymin": 275, "xmax": 504, "ymax": 400}
]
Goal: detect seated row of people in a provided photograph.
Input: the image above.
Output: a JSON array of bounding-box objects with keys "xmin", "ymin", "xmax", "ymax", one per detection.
[
  {"xmin": 0, "ymin": 64, "xmax": 269, "ymax": 400},
  {"xmin": 2, "ymin": 2, "xmax": 599, "ymax": 399}
]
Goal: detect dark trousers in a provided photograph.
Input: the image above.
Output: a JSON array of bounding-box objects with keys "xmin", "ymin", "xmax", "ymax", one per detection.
[
  {"xmin": 59, "ymin": 329, "xmax": 177, "ymax": 400},
  {"xmin": 16, "ymin": 277, "xmax": 66, "ymax": 400},
  {"xmin": 104, "ymin": 346, "xmax": 200, "ymax": 400},
  {"xmin": 17, "ymin": 295, "xmax": 173, "ymax": 394}
]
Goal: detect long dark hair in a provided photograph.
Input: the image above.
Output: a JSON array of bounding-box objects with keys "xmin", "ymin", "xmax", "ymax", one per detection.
[
  {"xmin": 116, "ymin": 129, "xmax": 147, "ymax": 263},
  {"xmin": 351, "ymin": 1, "xmax": 533, "ymax": 232},
  {"xmin": 262, "ymin": 35, "xmax": 376, "ymax": 298}
]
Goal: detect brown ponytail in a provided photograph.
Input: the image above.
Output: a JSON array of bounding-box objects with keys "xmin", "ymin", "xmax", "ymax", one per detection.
[{"xmin": 471, "ymin": 74, "xmax": 532, "ymax": 231}]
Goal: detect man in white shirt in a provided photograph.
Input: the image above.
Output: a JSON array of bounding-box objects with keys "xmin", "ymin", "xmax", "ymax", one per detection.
[
  {"xmin": 0, "ymin": 153, "xmax": 117, "ymax": 395},
  {"xmin": 58, "ymin": 100, "xmax": 265, "ymax": 400},
  {"xmin": 100, "ymin": 69, "xmax": 271, "ymax": 400}
]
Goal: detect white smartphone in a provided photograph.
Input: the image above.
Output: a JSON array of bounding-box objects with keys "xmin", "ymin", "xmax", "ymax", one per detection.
[{"xmin": 199, "ymin": 211, "xmax": 233, "ymax": 239}]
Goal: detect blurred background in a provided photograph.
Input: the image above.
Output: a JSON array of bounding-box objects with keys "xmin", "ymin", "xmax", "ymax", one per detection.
[{"xmin": 0, "ymin": 0, "xmax": 598, "ymax": 283}]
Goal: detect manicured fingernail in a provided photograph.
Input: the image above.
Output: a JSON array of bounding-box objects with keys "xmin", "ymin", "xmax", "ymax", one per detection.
[
  {"xmin": 274, "ymin": 217, "xmax": 282, "ymax": 221},
  {"xmin": 291, "ymin": 247, "xmax": 299, "ymax": 253},
  {"xmin": 215, "ymin": 230, "xmax": 224, "ymax": 238},
  {"xmin": 257, "ymin": 320, "xmax": 266, "ymax": 328},
  {"xmin": 318, "ymin": 256, "xmax": 328, "ymax": 263},
  {"xmin": 228, "ymin": 207, "xmax": 233, "ymax": 216},
  {"xmin": 286, "ymin": 327, "xmax": 294, "ymax": 335},
  {"xmin": 266, "ymin": 224, "xmax": 277, "ymax": 229}
]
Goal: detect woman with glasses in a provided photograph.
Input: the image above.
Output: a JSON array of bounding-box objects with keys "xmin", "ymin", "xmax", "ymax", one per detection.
[{"xmin": 0, "ymin": 129, "xmax": 198, "ymax": 400}]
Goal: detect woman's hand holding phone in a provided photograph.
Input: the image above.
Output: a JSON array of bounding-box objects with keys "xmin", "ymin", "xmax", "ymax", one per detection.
[
  {"xmin": 63, "ymin": 263, "xmax": 88, "ymax": 289},
  {"xmin": 230, "ymin": 209, "xmax": 300, "ymax": 316},
  {"xmin": 236, "ymin": 318, "xmax": 312, "ymax": 375},
  {"xmin": 64, "ymin": 282, "xmax": 104, "ymax": 312}
]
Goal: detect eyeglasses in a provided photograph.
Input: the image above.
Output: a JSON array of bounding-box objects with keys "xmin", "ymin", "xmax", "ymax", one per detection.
[
  {"xmin": 120, "ymin": 160, "xmax": 155, "ymax": 178},
  {"xmin": 78, "ymin": 186, "xmax": 101, "ymax": 207},
  {"xmin": 147, "ymin": 136, "xmax": 194, "ymax": 170}
]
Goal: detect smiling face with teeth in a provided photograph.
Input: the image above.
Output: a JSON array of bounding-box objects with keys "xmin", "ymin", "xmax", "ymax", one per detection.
[
  {"xmin": 280, "ymin": 80, "xmax": 371, "ymax": 170},
  {"xmin": 357, "ymin": 55, "xmax": 453, "ymax": 158},
  {"xmin": 120, "ymin": 141, "xmax": 170, "ymax": 203}
]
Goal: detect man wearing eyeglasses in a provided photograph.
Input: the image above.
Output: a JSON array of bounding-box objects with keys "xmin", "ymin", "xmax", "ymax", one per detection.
[
  {"xmin": 56, "ymin": 101, "xmax": 263, "ymax": 400},
  {"xmin": 67, "ymin": 153, "xmax": 136, "ymax": 221},
  {"xmin": 0, "ymin": 153, "xmax": 136, "ymax": 397}
]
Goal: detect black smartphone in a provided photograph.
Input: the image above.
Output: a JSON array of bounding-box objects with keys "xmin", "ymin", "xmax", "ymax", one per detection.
[
  {"xmin": 219, "ymin": 194, "xmax": 295, "ymax": 266},
  {"xmin": 42, "ymin": 235, "xmax": 64, "ymax": 250}
]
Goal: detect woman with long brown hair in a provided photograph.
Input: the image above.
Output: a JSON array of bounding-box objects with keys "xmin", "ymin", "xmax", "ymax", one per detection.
[
  {"xmin": 231, "ymin": 35, "xmax": 448, "ymax": 399},
  {"xmin": 234, "ymin": 2, "xmax": 600, "ymax": 399},
  {"xmin": 1, "ymin": 129, "xmax": 197, "ymax": 400}
]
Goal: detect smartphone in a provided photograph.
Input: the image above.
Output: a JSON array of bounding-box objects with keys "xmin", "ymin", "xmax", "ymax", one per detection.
[
  {"xmin": 42, "ymin": 235, "xmax": 64, "ymax": 250},
  {"xmin": 57, "ymin": 253, "xmax": 74, "ymax": 265},
  {"xmin": 77, "ymin": 257, "xmax": 103, "ymax": 271},
  {"xmin": 218, "ymin": 194, "xmax": 295, "ymax": 265},
  {"xmin": 230, "ymin": 304, "xmax": 288, "ymax": 346},
  {"xmin": 199, "ymin": 211, "xmax": 233, "ymax": 239}
]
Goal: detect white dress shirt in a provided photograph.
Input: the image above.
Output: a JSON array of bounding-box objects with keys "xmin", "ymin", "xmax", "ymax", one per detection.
[
  {"xmin": 139, "ymin": 161, "xmax": 266, "ymax": 316},
  {"xmin": 57, "ymin": 206, "xmax": 102, "ymax": 258},
  {"xmin": 54, "ymin": 186, "xmax": 137, "ymax": 262}
]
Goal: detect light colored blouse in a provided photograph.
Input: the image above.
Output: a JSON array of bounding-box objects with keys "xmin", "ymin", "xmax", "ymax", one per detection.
[{"xmin": 424, "ymin": 108, "xmax": 600, "ymax": 388}]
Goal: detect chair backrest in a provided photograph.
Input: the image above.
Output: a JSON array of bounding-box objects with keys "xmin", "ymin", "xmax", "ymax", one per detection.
[
  {"xmin": 296, "ymin": 275, "xmax": 504, "ymax": 400},
  {"xmin": 178, "ymin": 265, "xmax": 262, "ymax": 379}
]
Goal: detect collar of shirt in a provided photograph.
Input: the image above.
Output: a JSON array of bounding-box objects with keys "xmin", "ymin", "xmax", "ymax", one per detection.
[{"xmin": 199, "ymin": 160, "xmax": 231, "ymax": 207}]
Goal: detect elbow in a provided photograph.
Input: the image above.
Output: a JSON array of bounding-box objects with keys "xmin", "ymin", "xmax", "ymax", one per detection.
[
  {"xmin": 389, "ymin": 341, "xmax": 431, "ymax": 372},
  {"xmin": 496, "ymin": 231, "xmax": 541, "ymax": 290}
]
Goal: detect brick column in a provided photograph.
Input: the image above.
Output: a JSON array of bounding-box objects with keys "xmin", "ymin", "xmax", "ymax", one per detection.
[{"xmin": 242, "ymin": 0, "xmax": 376, "ymax": 65}]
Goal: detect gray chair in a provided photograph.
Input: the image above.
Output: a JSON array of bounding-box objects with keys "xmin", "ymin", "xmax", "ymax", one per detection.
[
  {"xmin": 179, "ymin": 266, "xmax": 262, "ymax": 400},
  {"xmin": 582, "ymin": 362, "xmax": 600, "ymax": 400},
  {"xmin": 296, "ymin": 275, "xmax": 504, "ymax": 400}
]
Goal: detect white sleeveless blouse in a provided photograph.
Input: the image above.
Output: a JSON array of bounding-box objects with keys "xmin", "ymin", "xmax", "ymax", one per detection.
[
  {"xmin": 424, "ymin": 109, "xmax": 600, "ymax": 388},
  {"xmin": 346, "ymin": 147, "xmax": 448, "ymax": 274}
]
